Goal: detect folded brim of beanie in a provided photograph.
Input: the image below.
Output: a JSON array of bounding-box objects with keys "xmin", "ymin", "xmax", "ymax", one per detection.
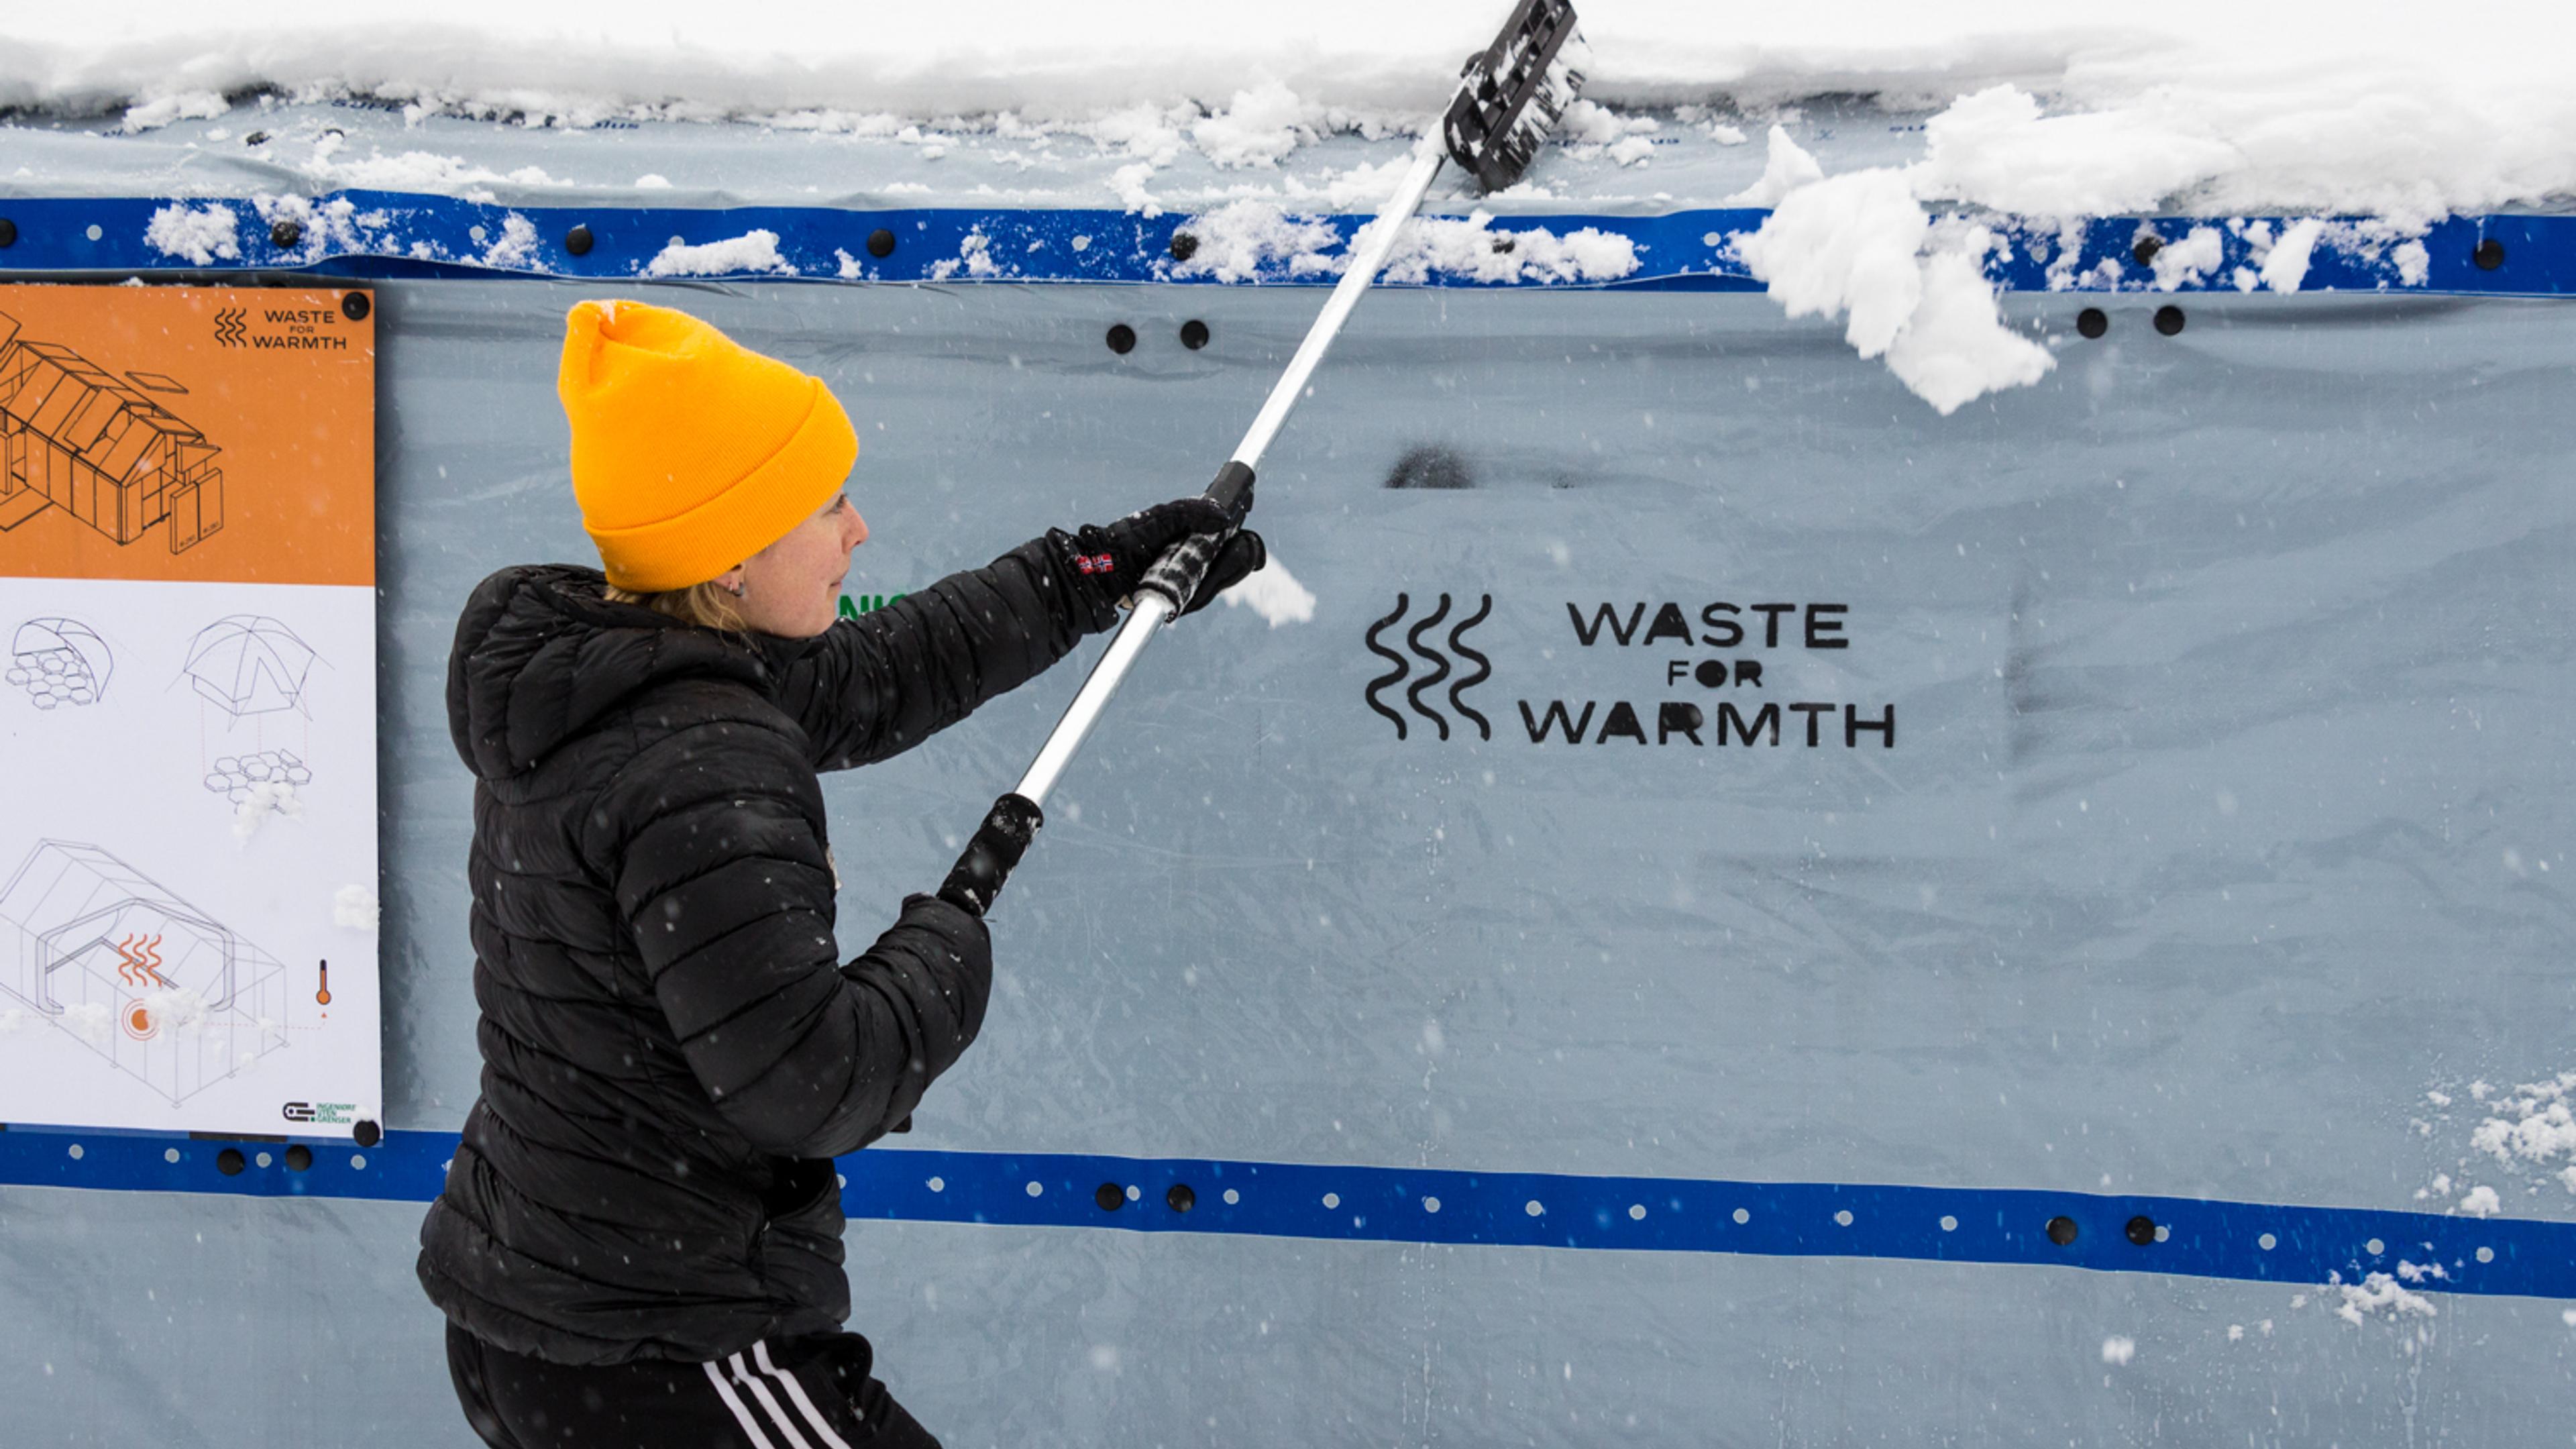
[{"xmin": 585, "ymin": 380, "xmax": 857, "ymax": 594}]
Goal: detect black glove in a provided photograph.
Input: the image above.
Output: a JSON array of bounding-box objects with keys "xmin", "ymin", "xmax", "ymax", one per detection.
[{"xmin": 1053, "ymin": 498, "xmax": 1267, "ymax": 620}]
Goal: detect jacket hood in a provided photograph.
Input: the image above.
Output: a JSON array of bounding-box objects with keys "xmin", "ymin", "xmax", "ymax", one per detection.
[{"xmin": 447, "ymin": 564, "xmax": 771, "ymax": 781}]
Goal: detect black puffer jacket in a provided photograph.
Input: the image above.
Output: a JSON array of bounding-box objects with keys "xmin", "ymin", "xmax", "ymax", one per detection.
[{"xmin": 419, "ymin": 538, "xmax": 1110, "ymax": 1366}]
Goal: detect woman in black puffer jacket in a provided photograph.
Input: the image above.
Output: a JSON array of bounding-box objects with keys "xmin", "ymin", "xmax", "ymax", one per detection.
[{"xmin": 419, "ymin": 301, "xmax": 1258, "ymax": 1448}]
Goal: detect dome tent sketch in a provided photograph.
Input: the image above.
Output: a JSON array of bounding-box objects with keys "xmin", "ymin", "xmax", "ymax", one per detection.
[
  {"xmin": 7, "ymin": 616, "xmax": 111, "ymax": 708},
  {"xmin": 0, "ymin": 310, "xmax": 225, "ymax": 554},
  {"xmin": 184, "ymin": 614, "xmax": 316, "ymax": 718},
  {"xmin": 0, "ymin": 840, "xmax": 287, "ymax": 1105}
]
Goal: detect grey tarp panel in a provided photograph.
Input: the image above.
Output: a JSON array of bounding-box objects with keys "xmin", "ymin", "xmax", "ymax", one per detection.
[{"xmin": 5, "ymin": 278, "xmax": 2573, "ymax": 1444}]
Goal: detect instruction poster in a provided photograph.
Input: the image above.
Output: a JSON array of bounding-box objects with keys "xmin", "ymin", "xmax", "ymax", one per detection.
[{"xmin": 0, "ymin": 284, "xmax": 380, "ymax": 1140}]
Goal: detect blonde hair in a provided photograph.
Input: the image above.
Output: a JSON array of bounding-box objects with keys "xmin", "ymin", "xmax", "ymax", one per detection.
[{"xmin": 603, "ymin": 579, "xmax": 748, "ymax": 633}]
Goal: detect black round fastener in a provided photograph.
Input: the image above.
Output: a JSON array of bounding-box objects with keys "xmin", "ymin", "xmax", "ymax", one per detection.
[
  {"xmin": 2125, "ymin": 1214, "xmax": 2158, "ymax": 1246},
  {"xmin": 1490, "ymin": 233, "xmax": 1517, "ymax": 254},
  {"xmin": 2473, "ymin": 237, "xmax": 2506, "ymax": 270},
  {"xmin": 564, "ymin": 223, "xmax": 594, "ymax": 256},
  {"xmin": 2045, "ymin": 1215, "xmax": 2079, "ymax": 1246},
  {"xmin": 244, "ymin": 130, "xmax": 270, "ymax": 147},
  {"xmin": 354, "ymin": 1120, "xmax": 383, "ymax": 1148},
  {"xmin": 866, "ymin": 228, "xmax": 896, "ymax": 259},
  {"xmin": 270, "ymin": 219, "xmax": 303, "ymax": 250},
  {"xmin": 2153, "ymin": 305, "xmax": 2186, "ymax": 337},
  {"xmin": 339, "ymin": 291, "xmax": 370, "ymax": 322},
  {"xmin": 2131, "ymin": 235, "xmax": 2162, "ymax": 266},
  {"xmin": 2076, "ymin": 307, "xmax": 2108, "ymax": 339},
  {"xmin": 215, "ymin": 1148, "xmax": 246, "ymax": 1177},
  {"xmin": 284, "ymin": 1144, "xmax": 313, "ymax": 1173},
  {"xmin": 1169, "ymin": 231, "xmax": 1199, "ymax": 262},
  {"xmin": 1105, "ymin": 323, "xmax": 1136, "ymax": 355},
  {"xmin": 1094, "ymin": 1182, "xmax": 1126, "ymax": 1212},
  {"xmin": 1179, "ymin": 319, "xmax": 1210, "ymax": 350},
  {"xmin": 0, "ymin": 217, "xmax": 15, "ymax": 249},
  {"xmin": 1166, "ymin": 1183, "xmax": 1196, "ymax": 1213}
]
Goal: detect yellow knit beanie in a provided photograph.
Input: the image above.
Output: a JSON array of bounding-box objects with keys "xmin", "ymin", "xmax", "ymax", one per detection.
[{"xmin": 558, "ymin": 300, "xmax": 858, "ymax": 592}]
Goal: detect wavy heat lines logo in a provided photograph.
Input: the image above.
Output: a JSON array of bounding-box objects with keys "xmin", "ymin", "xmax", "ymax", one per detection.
[
  {"xmin": 212, "ymin": 308, "xmax": 248, "ymax": 347},
  {"xmin": 1364, "ymin": 593, "xmax": 1493, "ymax": 741}
]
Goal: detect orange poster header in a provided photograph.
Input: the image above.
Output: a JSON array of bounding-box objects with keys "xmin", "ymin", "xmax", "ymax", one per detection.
[{"xmin": 0, "ymin": 284, "xmax": 374, "ymax": 588}]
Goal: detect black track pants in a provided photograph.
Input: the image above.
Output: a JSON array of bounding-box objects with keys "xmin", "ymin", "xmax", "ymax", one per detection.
[{"xmin": 447, "ymin": 1324, "xmax": 943, "ymax": 1449}]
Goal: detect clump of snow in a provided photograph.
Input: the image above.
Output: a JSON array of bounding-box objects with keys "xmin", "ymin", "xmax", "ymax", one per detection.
[
  {"xmin": 335, "ymin": 884, "xmax": 380, "ymax": 930},
  {"xmin": 2259, "ymin": 218, "xmax": 2326, "ymax": 292},
  {"xmin": 2455, "ymin": 1184, "xmax": 2502, "ymax": 1217},
  {"xmin": 1191, "ymin": 80, "xmax": 1319, "ymax": 169},
  {"xmin": 234, "ymin": 778, "xmax": 304, "ymax": 839},
  {"xmin": 480, "ymin": 212, "xmax": 542, "ymax": 269},
  {"xmin": 927, "ymin": 228, "xmax": 1003, "ymax": 282},
  {"xmin": 2099, "ymin": 1336, "xmax": 2135, "ymax": 1366},
  {"xmin": 1913, "ymin": 85, "xmax": 2239, "ymax": 219},
  {"xmin": 0, "ymin": 1007, "xmax": 23, "ymax": 1034},
  {"xmin": 2147, "ymin": 225, "xmax": 2223, "ymax": 290},
  {"xmin": 2330, "ymin": 1271, "xmax": 2438, "ymax": 1326},
  {"xmin": 1735, "ymin": 168, "xmax": 2053, "ymax": 415},
  {"xmin": 144, "ymin": 203, "xmax": 241, "ymax": 265},
  {"xmin": 1221, "ymin": 557, "xmax": 1317, "ymax": 629},
  {"xmin": 644, "ymin": 228, "xmax": 792, "ymax": 278},
  {"xmin": 2394, "ymin": 1260, "xmax": 2448, "ymax": 1284},
  {"xmin": 60, "ymin": 1001, "xmax": 112, "ymax": 1044},
  {"xmin": 2469, "ymin": 1071, "xmax": 2576, "ymax": 1185},
  {"xmin": 135, "ymin": 985, "xmax": 211, "ymax": 1037},
  {"xmin": 120, "ymin": 89, "xmax": 226, "ymax": 133},
  {"xmin": 1171, "ymin": 201, "xmax": 1343, "ymax": 283},
  {"xmin": 1375, "ymin": 215, "xmax": 1638, "ymax": 286},
  {"xmin": 1723, "ymin": 125, "xmax": 1824, "ymax": 207}
]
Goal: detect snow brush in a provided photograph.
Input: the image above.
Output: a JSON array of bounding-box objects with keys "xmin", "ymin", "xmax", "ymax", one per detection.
[{"xmin": 938, "ymin": 0, "xmax": 1589, "ymax": 916}]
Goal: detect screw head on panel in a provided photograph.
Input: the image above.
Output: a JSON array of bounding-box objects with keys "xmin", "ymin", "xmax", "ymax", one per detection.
[
  {"xmin": 284, "ymin": 1144, "xmax": 314, "ymax": 1172},
  {"xmin": 1166, "ymin": 1184, "xmax": 1196, "ymax": 1212},
  {"xmin": 0, "ymin": 218, "xmax": 16, "ymax": 248},
  {"xmin": 354, "ymin": 1120, "xmax": 383, "ymax": 1148},
  {"xmin": 2153, "ymin": 305, "xmax": 2186, "ymax": 336},
  {"xmin": 1106, "ymin": 323, "xmax": 1137, "ymax": 355},
  {"xmin": 2131, "ymin": 235, "xmax": 2163, "ymax": 266},
  {"xmin": 270, "ymin": 219, "xmax": 303, "ymax": 250},
  {"xmin": 1169, "ymin": 231, "xmax": 1199, "ymax": 262},
  {"xmin": 2473, "ymin": 237, "xmax": 2506, "ymax": 270},
  {"xmin": 2076, "ymin": 307, "xmax": 2108, "ymax": 339},
  {"xmin": 866, "ymin": 228, "xmax": 897, "ymax": 258},
  {"xmin": 340, "ymin": 291, "xmax": 371, "ymax": 321},
  {"xmin": 1179, "ymin": 319, "xmax": 1210, "ymax": 350},
  {"xmin": 565, "ymin": 224, "xmax": 594, "ymax": 256},
  {"xmin": 2125, "ymin": 1214, "xmax": 2158, "ymax": 1246},
  {"xmin": 1094, "ymin": 1182, "xmax": 1126, "ymax": 1212},
  {"xmin": 2045, "ymin": 1215, "xmax": 2080, "ymax": 1246},
  {"xmin": 216, "ymin": 1148, "xmax": 247, "ymax": 1176}
]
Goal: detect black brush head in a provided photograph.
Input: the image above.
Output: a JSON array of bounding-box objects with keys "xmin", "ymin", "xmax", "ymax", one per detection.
[{"xmin": 1441, "ymin": 0, "xmax": 1588, "ymax": 194}]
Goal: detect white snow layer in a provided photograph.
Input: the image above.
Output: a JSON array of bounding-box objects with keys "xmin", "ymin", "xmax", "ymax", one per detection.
[
  {"xmin": 335, "ymin": 884, "xmax": 380, "ymax": 931},
  {"xmin": 19, "ymin": 1, "xmax": 2576, "ymax": 415},
  {"xmin": 11, "ymin": 1, "xmax": 2576, "ymax": 221}
]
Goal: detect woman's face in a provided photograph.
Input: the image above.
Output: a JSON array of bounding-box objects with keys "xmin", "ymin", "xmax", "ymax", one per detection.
[{"xmin": 724, "ymin": 490, "xmax": 868, "ymax": 638}]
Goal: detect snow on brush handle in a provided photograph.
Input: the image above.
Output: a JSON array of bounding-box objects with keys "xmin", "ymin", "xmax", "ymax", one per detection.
[{"xmin": 1134, "ymin": 460, "xmax": 1256, "ymax": 614}]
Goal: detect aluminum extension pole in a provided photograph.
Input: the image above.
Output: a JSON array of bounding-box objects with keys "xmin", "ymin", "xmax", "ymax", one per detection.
[{"xmin": 1010, "ymin": 144, "xmax": 1450, "ymax": 808}]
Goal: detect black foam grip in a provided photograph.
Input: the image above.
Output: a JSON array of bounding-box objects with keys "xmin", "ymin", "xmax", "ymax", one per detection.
[
  {"xmin": 1139, "ymin": 462, "xmax": 1256, "ymax": 610},
  {"xmin": 937, "ymin": 792, "xmax": 1045, "ymax": 918}
]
